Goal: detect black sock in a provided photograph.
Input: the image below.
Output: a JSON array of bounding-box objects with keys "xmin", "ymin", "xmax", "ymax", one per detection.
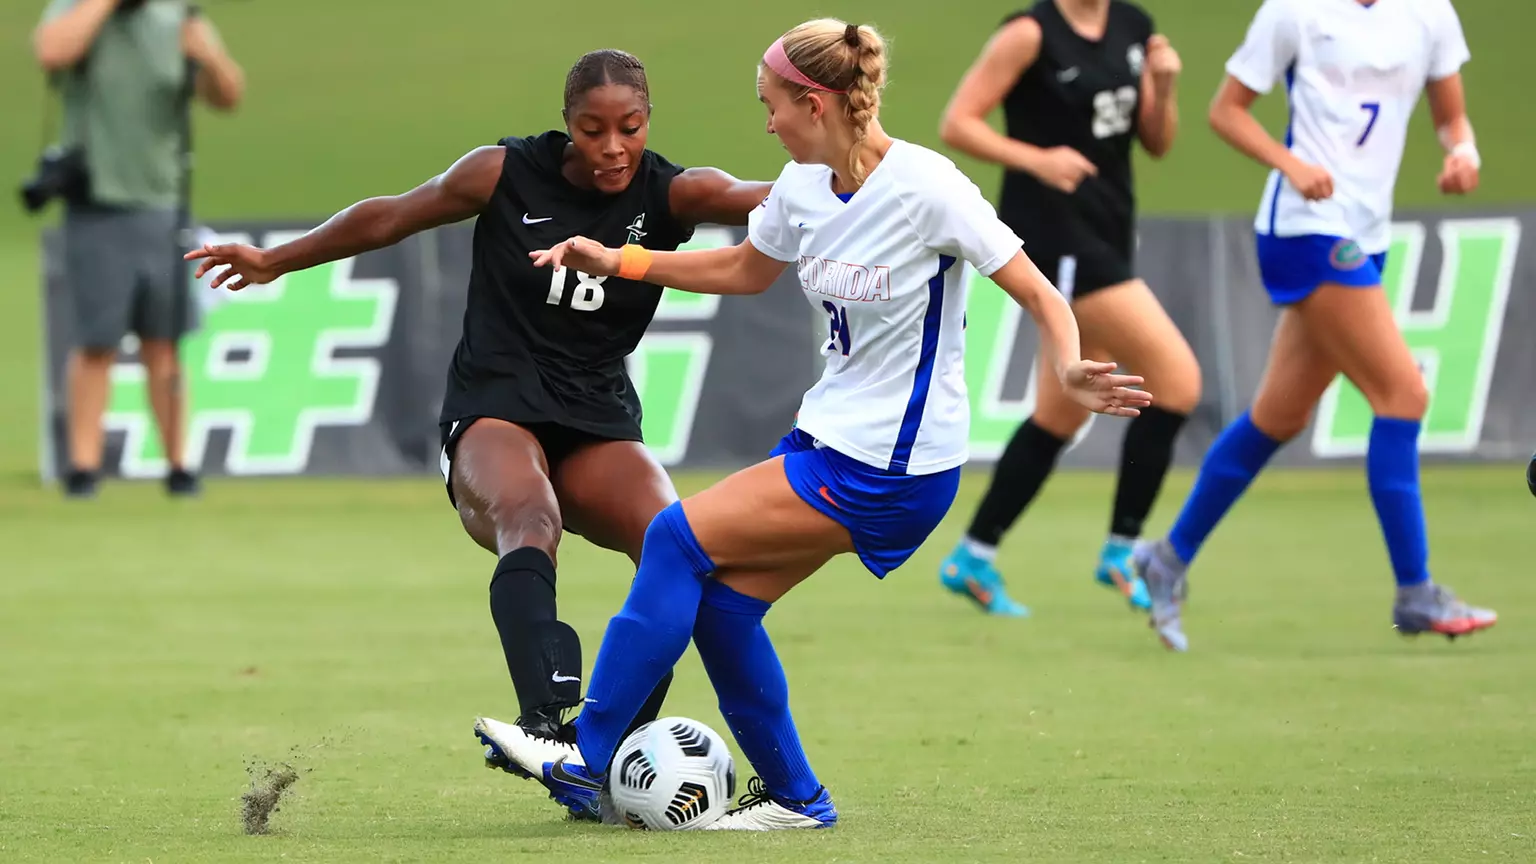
[
  {"xmin": 489, "ymin": 548, "xmax": 573, "ymax": 719},
  {"xmin": 489, "ymin": 547, "xmax": 675, "ymax": 733},
  {"xmin": 966, "ymin": 418, "xmax": 1069, "ymax": 546},
  {"xmin": 1110, "ymin": 406, "xmax": 1189, "ymax": 538}
]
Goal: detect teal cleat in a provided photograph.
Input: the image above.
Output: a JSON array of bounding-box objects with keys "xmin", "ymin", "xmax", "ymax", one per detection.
[
  {"xmin": 939, "ymin": 545, "xmax": 1029, "ymax": 617},
  {"xmin": 1095, "ymin": 537, "xmax": 1151, "ymax": 611}
]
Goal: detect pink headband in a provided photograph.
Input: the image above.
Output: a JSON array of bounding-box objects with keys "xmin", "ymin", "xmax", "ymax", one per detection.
[{"xmin": 762, "ymin": 37, "xmax": 848, "ymax": 94}]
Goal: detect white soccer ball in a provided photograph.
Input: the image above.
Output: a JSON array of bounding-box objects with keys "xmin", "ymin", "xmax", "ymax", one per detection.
[{"xmin": 608, "ymin": 716, "xmax": 736, "ymax": 830}]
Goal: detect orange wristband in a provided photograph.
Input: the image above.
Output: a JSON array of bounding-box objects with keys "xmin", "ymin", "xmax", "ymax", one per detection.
[{"xmin": 617, "ymin": 244, "xmax": 653, "ymax": 281}]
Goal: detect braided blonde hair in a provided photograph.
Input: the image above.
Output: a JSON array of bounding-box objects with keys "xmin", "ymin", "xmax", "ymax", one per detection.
[{"xmin": 778, "ymin": 19, "xmax": 889, "ymax": 186}]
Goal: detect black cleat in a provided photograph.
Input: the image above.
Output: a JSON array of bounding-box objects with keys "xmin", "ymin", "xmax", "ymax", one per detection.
[
  {"xmin": 166, "ymin": 469, "xmax": 201, "ymax": 497},
  {"xmin": 63, "ymin": 469, "xmax": 99, "ymax": 500}
]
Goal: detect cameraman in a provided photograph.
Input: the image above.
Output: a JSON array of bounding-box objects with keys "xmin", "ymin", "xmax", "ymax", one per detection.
[{"xmin": 32, "ymin": 0, "xmax": 244, "ymax": 498}]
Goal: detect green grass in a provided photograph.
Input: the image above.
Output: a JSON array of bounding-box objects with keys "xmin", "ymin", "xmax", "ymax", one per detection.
[{"xmin": 2, "ymin": 468, "xmax": 1532, "ymax": 862}]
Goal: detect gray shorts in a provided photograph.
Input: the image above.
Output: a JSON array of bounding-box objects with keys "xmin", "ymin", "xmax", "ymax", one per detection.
[{"xmin": 63, "ymin": 205, "xmax": 197, "ymax": 351}]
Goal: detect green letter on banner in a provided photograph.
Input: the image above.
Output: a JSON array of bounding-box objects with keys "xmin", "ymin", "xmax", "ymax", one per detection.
[
  {"xmin": 624, "ymin": 227, "xmax": 730, "ymax": 465},
  {"xmin": 105, "ymin": 230, "xmax": 398, "ymax": 477},
  {"xmin": 1311, "ymin": 218, "xmax": 1520, "ymax": 457}
]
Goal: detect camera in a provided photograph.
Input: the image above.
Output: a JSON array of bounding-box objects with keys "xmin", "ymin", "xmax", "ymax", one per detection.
[{"xmin": 18, "ymin": 145, "xmax": 90, "ymax": 214}]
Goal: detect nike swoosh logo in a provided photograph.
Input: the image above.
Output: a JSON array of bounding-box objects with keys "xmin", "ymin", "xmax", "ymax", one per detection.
[
  {"xmin": 549, "ymin": 757, "xmax": 600, "ymax": 790},
  {"xmin": 818, "ymin": 485, "xmax": 841, "ymax": 510},
  {"xmin": 551, "ymin": 673, "xmax": 580, "ymax": 683},
  {"xmin": 523, "ymin": 214, "xmax": 553, "ymax": 224}
]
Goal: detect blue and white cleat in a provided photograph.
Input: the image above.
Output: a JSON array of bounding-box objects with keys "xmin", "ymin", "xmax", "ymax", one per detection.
[
  {"xmin": 703, "ymin": 777, "xmax": 838, "ymax": 831},
  {"xmin": 475, "ymin": 716, "xmax": 600, "ymax": 820},
  {"xmin": 1096, "ymin": 536, "xmax": 1152, "ymax": 611},
  {"xmin": 1133, "ymin": 538, "xmax": 1188, "ymax": 652},
  {"xmin": 939, "ymin": 545, "xmax": 1029, "ymax": 617}
]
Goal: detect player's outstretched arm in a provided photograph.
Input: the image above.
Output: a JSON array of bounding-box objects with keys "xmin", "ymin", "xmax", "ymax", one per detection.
[
  {"xmin": 669, "ymin": 168, "xmax": 774, "ymax": 227},
  {"xmin": 1427, "ymin": 73, "xmax": 1480, "ymax": 196},
  {"xmin": 185, "ymin": 146, "xmax": 502, "ymax": 291},
  {"xmin": 529, "ymin": 236, "xmax": 788, "ymax": 296},
  {"xmin": 991, "ymin": 251, "xmax": 1151, "ymax": 418}
]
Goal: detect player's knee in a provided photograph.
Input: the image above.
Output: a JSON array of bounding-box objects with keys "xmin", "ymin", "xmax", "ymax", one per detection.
[
  {"xmin": 1368, "ymin": 376, "xmax": 1428, "ymax": 421},
  {"xmin": 76, "ymin": 346, "xmax": 116, "ymax": 365},
  {"xmin": 1249, "ymin": 403, "xmax": 1310, "ymax": 442},
  {"xmin": 489, "ymin": 494, "xmax": 562, "ymax": 556}
]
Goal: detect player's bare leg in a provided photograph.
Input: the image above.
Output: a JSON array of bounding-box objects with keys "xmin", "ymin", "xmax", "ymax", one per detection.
[
  {"xmin": 1296, "ymin": 284, "xmax": 1496, "ymax": 637},
  {"xmin": 1138, "ymin": 309, "xmax": 1336, "ymax": 651}
]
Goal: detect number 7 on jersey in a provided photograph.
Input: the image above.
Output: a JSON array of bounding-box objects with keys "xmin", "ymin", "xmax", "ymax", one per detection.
[{"xmin": 1357, "ymin": 101, "xmax": 1381, "ymax": 147}]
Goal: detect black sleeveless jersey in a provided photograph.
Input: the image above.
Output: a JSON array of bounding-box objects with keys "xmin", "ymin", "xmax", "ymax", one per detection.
[
  {"xmin": 439, "ymin": 131, "xmax": 693, "ymax": 439},
  {"xmin": 996, "ymin": 0, "xmax": 1153, "ymax": 258}
]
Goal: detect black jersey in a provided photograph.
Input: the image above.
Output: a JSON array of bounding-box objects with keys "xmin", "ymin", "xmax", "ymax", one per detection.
[
  {"xmin": 996, "ymin": 0, "xmax": 1153, "ymax": 260},
  {"xmin": 438, "ymin": 131, "xmax": 694, "ymax": 439}
]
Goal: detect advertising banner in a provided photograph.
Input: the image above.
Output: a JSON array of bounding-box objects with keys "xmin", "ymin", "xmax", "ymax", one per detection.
[{"xmin": 38, "ymin": 210, "xmax": 1535, "ymax": 480}]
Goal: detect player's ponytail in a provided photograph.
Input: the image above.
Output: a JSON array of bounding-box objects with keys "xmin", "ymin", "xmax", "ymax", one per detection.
[
  {"xmin": 841, "ymin": 24, "xmax": 887, "ymax": 186},
  {"xmin": 774, "ymin": 19, "xmax": 890, "ymax": 186}
]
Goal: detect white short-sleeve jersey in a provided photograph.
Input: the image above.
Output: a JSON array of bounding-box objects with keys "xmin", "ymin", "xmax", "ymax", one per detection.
[
  {"xmin": 1226, "ymin": 0, "xmax": 1470, "ymax": 253},
  {"xmin": 748, "ymin": 140, "xmax": 1024, "ymax": 475}
]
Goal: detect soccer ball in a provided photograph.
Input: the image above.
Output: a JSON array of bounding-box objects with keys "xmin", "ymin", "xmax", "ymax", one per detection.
[{"xmin": 608, "ymin": 716, "xmax": 735, "ymax": 830}]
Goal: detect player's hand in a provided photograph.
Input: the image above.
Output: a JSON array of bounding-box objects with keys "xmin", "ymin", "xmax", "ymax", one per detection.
[
  {"xmin": 1061, "ymin": 360, "xmax": 1152, "ymax": 417},
  {"xmin": 183, "ymin": 243, "xmax": 279, "ymax": 291},
  {"xmin": 1283, "ymin": 160, "xmax": 1334, "ymax": 200},
  {"xmin": 530, "ymin": 236, "xmax": 620, "ymax": 277},
  {"xmin": 1146, "ymin": 35, "xmax": 1181, "ymax": 81},
  {"xmin": 1030, "ymin": 147, "xmax": 1098, "ymax": 194},
  {"xmin": 1437, "ymin": 151, "xmax": 1480, "ymax": 195}
]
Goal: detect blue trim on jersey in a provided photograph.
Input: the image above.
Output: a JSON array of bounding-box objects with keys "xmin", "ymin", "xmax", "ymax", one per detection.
[
  {"xmin": 836, "ymin": 192, "xmax": 854, "ymax": 203},
  {"xmin": 889, "ymin": 255, "xmax": 956, "ymax": 474},
  {"xmin": 771, "ymin": 429, "xmax": 960, "ymax": 578},
  {"xmin": 1255, "ymin": 234, "xmax": 1387, "ymax": 305},
  {"xmin": 1267, "ymin": 63, "xmax": 1297, "ymax": 235}
]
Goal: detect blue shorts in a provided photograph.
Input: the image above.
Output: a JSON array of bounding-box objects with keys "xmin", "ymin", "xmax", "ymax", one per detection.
[
  {"xmin": 1255, "ymin": 234, "xmax": 1388, "ymax": 305},
  {"xmin": 771, "ymin": 429, "xmax": 960, "ymax": 579}
]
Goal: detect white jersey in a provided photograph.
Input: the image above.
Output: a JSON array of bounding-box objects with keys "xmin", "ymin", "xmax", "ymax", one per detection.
[
  {"xmin": 748, "ymin": 140, "xmax": 1023, "ymax": 475},
  {"xmin": 1227, "ymin": 0, "xmax": 1469, "ymax": 253}
]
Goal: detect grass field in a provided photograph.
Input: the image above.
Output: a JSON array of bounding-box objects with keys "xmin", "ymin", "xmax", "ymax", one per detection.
[
  {"xmin": 2, "ymin": 468, "xmax": 1532, "ymax": 863},
  {"xmin": 1, "ymin": 1, "xmax": 1534, "ymax": 861}
]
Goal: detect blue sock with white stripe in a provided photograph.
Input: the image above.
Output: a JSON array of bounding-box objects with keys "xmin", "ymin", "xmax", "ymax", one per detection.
[
  {"xmin": 1367, "ymin": 417, "xmax": 1430, "ymax": 587},
  {"xmin": 574, "ymin": 503, "xmax": 713, "ymax": 776},
  {"xmin": 693, "ymin": 580, "xmax": 820, "ymax": 802},
  {"xmin": 1167, "ymin": 412, "xmax": 1282, "ymax": 564}
]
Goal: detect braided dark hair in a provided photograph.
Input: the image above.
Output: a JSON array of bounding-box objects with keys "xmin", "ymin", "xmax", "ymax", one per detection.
[{"xmin": 563, "ymin": 49, "xmax": 650, "ymax": 115}]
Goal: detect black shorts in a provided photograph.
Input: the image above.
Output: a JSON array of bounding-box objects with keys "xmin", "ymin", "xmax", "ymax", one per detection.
[
  {"xmin": 437, "ymin": 416, "xmax": 639, "ymax": 509},
  {"xmin": 1030, "ymin": 235, "xmax": 1135, "ymax": 302}
]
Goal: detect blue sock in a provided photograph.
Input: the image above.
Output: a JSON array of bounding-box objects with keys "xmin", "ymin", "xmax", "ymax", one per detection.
[
  {"xmin": 693, "ymin": 580, "xmax": 820, "ymax": 803},
  {"xmin": 1367, "ymin": 417, "xmax": 1430, "ymax": 587},
  {"xmin": 574, "ymin": 502, "xmax": 714, "ymax": 775},
  {"xmin": 1167, "ymin": 411, "xmax": 1282, "ymax": 564}
]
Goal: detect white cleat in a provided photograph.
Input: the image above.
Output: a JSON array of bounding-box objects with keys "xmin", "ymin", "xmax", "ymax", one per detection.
[
  {"xmin": 702, "ymin": 778, "xmax": 837, "ymax": 830},
  {"xmin": 474, "ymin": 716, "xmax": 583, "ymax": 778},
  {"xmin": 1134, "ymin": 538, "xmax": 1190, "ymax": 653}
]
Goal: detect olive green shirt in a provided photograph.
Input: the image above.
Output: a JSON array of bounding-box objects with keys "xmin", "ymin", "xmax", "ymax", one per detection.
[{"xmin": 43, "ymin": 0, "xmax": 191, "ymax": 209}]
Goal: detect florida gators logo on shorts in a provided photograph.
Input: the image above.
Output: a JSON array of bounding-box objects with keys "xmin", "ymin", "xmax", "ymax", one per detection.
[{"xmin": 1329, "ymin": 238, "xmax": 1368, "ymax": 271}]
